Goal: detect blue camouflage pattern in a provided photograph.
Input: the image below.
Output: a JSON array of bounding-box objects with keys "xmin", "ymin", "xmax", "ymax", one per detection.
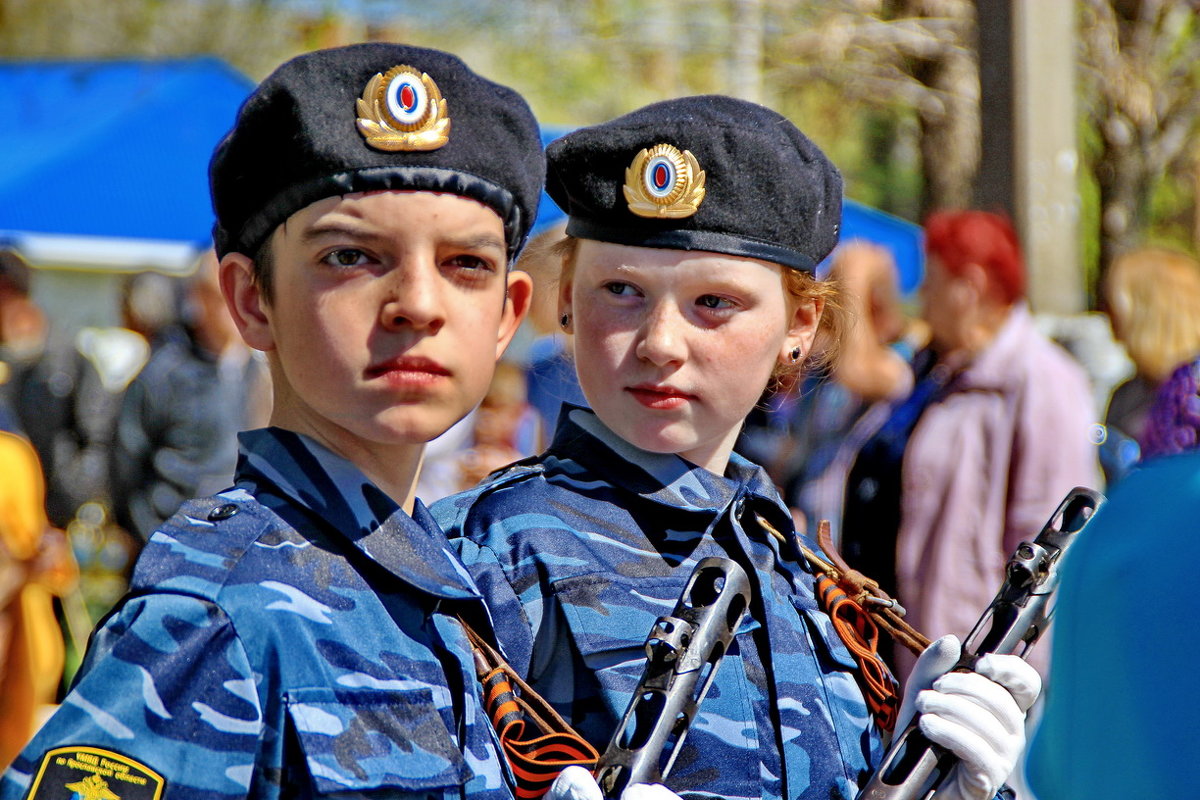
[
  {"xmin": 433, "ymin": 407, "xmax": 884, "ymax": 800},
  {"xmin": 1, "ymin": 427, "xmax": 515, "ymax": 800}
]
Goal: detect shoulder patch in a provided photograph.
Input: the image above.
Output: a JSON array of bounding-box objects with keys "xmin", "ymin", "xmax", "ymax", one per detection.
[{"xmin": 27, "ymin": 746, "xmax": 164, "ymax": 800}]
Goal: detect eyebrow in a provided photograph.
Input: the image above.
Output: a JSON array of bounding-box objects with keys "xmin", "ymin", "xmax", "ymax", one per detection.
[
  {"xmin": 447, "ymin": 234, "xmax": 506, "ymax": 253},
  {"xmin": 300, "ymin": 221, "xmax": 376, "ymax": 245},
  {"xmin": 300, "ymin": 224, "xmax": 505, "ymax": 254}
]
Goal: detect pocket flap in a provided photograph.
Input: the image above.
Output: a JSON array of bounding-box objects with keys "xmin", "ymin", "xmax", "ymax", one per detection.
[
  {"xmin": 286, "ymin": 687, "xmax": 469, "ymax": 794},
  {"xmin": 791, "ymin": 597, "xmax": 861, "ymax": 672},
  {"xmin": 551, "ymin": 572, "xmax": 760, "ymax": 668}
]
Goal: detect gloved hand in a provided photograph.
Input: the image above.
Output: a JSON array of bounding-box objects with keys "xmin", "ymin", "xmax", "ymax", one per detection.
[
  {"xmin": 895, "ymin": 635, "xmax": 1041, "ymax": 800},
  {"xmin": 547, "ymin": 766, "xmax": 683, "ymax": 800}
]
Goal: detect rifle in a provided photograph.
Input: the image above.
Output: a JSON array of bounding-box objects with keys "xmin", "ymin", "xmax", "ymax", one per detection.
[
  {"xmin": 594, "ymin": 557, "xmax": 752, "ymax": 799},
  {"xmin": 855, "ymin": 486, "xmax": 1105, "ymax": 800}
]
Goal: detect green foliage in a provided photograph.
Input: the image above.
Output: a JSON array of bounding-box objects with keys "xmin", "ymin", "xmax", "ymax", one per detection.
[
  {"xmin": 773, "ymin": 86, "xmax": 922, "ymax": 223},
  {"xmin": 1076, "ymin": 114, "xmax": 1102, "ymax": 302},
  {"xmin": 1148, "ymin": 166, "xmax": 1199, "ymax": 255}
]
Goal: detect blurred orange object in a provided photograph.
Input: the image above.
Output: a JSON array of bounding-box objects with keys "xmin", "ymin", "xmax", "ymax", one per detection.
[{"xmin": 0, "ymin": 430, "xmax": 78, "ymax": 768}]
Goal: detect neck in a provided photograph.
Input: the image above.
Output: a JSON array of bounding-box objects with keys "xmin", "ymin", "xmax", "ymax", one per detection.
[
  {"xmin": 268, "ymin": 410, "xmax": 425, "ymax": 515},
  {"xmin": 679, "ymin": 421, "xmax": 743, "ymax": 476},
  {"xmin": 944, "ymin": 302, "xmax": 1012, "ymax": 362}
]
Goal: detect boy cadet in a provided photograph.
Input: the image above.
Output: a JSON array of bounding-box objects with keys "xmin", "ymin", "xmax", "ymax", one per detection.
[{"xmin": 0, "ymin": 43, "xmax": 541, "ymax": 800}]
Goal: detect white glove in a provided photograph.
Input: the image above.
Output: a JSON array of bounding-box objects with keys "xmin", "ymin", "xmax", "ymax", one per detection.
[
  {"xmin": 548, "ymin": 767, "xmax": 604, "ymax": 800},
  {"xmin": 895, "ymin": 635, "xmax": 1042, "ymax": 800},
  {"xmin": 548, "ymin": 766, "xmax": 684, "ymax": 800}
]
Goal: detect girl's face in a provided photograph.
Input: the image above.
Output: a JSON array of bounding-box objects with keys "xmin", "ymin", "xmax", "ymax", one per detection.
[{"xmin": 563, "ymin": 240, "xmax": 821, "ymax": 474}]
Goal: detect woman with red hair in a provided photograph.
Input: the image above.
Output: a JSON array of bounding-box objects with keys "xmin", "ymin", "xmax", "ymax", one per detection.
[{"xmin": 838, "ymin": 210, "xmax": 1098, "ymax": 680}]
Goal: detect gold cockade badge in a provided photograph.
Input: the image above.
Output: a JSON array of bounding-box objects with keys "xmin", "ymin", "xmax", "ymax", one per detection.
[
  {"xmin": 356, "ymin": 65, "xmax": 450, "ymax": 152},
  {"xmin": 623, "ymin": 143, "xmax": 706, "ymax": 219}
]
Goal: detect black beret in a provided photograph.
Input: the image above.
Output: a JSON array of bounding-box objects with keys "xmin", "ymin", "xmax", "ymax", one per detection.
[
  {"xmin": 210, "ymin": 43, "xmax": 544, "ymax": 261},
  {"xmin": 546, "ymin": 95, "xmax": 842, "ymax": 272}
]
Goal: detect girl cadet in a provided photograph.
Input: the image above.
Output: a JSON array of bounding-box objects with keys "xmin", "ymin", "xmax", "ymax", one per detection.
[{"xmin": 434, "ymin": 96, "xmax": 1039, "ymax": 800}]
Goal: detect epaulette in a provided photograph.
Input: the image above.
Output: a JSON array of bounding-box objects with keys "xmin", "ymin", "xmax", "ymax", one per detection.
[
  {"xmin": 129, "ymin": 489, "xmax": 281, "ymax": 599},
  {"xmin": 434, "ymin": 457, "xmax": 544, "ymax": 539}
]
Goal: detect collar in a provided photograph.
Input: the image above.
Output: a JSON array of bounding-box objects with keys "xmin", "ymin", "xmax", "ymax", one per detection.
[
  {"xmin": 235, "ymin": 427, "xmax": 481, "ymax": 602},
  {"xmin": 546, "ymin": 405, "xmax": 783, "ymax": 514}
]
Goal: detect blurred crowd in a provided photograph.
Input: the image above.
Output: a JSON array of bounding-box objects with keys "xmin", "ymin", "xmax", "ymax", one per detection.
[{"xmin": 3, "ymin": 210, "xmax": 1200, "ymax": 771}]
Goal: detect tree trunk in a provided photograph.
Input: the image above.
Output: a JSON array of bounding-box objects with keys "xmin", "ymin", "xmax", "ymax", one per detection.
[
  {"xmin": 913, "ymin": 47, "xmax": 979, "ymax": 216},
  {"xmin": 1095, "ymin": 135, "xmax": 1150, "ymax": 286}
]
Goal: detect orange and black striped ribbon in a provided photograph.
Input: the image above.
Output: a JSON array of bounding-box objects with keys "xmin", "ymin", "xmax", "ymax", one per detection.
[
  {"xmin": 480, "ymin": 664, "xmax": 600, "ymax": 799},
  {"xmin": 461, "ymin": 620, "xmax": 599, "ymax": 799},
  {"xmin": 815, "ymin": 572, "xmax": 900, "ymax": 731}
]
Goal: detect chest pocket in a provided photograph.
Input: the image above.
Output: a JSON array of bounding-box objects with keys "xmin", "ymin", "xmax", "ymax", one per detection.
[
  {"xmin": 791, "ymin": 596, "xmax": 880, "ymax": 776},
  {"xmin": 789, "ymin": 595, "xmax": 861, "ymax": 674},
  {"xmin": 551, "ymin": 573, "xmax": 679, "ymax": 687},
  {"xmin": 285, "ymin": 686, "xmax": 470, "ymax": 795},
  {"xmin": 548, "ymin": 572, "xmax": 762, "ymax": 774}
]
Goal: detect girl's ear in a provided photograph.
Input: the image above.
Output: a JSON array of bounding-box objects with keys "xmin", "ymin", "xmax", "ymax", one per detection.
[
  {"xmin": 780, "ymin": 294, "xmax": 824, "ymax": 365},
  {"xmin": 557, "ymin": 264, "xmax": 575, "ymax": 334},
  {"xmin": 220, "ymin": 252, "xmax": 275, "ymax": 352}
]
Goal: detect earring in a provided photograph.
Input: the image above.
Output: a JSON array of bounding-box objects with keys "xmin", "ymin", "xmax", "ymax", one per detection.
[
  {"xmin": 789, "ymin": 347, "xmax": 802, "ymax": 362},
  {"xmin": 560, "ymin": 313, "xmax": 571, "ymax": 329}
]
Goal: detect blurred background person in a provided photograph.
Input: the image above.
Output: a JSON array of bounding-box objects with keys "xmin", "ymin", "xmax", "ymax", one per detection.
[
  {"xmin": 738, "ymin": 241, "xmax": 928, "ymax": 533},
  {"xmin": 0, "ymin": 251, "xmax": 44, "ymax": 435},
  {"xmin": 0, "ymin": 253, "xmax": 78, "ymax": 765},
  {"xmin": 416, "ymin": 362, "xmax": 541, "ymax": 504},
  {"xmin": 0, "ymin": 249, "xmax": 140, "ymax": 685},
  {"xmin": 453, "ymin": 360, "xmax": 539, "ymax": 492},
  {"xmin": 1140, "ymin": 355, "xmax": 1200, "ymax": 460},
  {"xmin": 110, "ymin": 249, "xmax": 270, "ymax": 543},
  {"xmin": 4, "ymin": 251, "xmax": 147, "ymax": 533},
  {"xmin": 1099, "ymin": 247, "xmax": 1200, "ymax": 481},
  {"xmin": 838, "ymin": 210, "xmax": 1099, "ymax": 677}
]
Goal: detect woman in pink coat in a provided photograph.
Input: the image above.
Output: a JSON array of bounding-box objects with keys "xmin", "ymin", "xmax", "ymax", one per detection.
[{"xmin": 839, "ymin": 210, "xmax": 1099, "ymax": 680}]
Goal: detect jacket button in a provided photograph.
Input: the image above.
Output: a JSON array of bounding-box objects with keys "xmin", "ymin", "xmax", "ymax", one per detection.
[
  {"xmin": 208, "ymin": 503, "xmax": 239, "ymax": 521},
  {"xmin": 732, "ymin": 497, "xmax": 746, "ymax": 518}
]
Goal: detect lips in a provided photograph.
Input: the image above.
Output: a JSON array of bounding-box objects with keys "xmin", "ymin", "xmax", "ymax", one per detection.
[
  {"xmin": 626, "ymin": 383, "xmax": 694, "ymax": 410},
  {"xmin": 365, "ymin": 355, "xmax": 451, "ymax": 385}
]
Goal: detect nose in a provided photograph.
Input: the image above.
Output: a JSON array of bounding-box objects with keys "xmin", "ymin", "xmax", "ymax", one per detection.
[
  {"xmin": 379, "ymin": 260, "xmax": 445, "ymax": 334},
  {"xmin": 635, "ymin": 300, "xmax": 687, "ymax": 367}
]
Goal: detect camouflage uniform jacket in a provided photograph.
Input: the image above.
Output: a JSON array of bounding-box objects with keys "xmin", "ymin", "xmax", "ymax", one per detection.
[
  {"xmin": 433, "ymin": 407, "xmax": 883, "ymax": 800},
  {"xmin": 1, "ymin": 428, "xmax": 514, "ymax": 800}
]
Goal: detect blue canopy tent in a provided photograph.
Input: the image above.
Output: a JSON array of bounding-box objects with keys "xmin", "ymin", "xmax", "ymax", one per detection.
[
  {"xmin": 533, "ymin": 126, "xmax": 924, "ymax": 295},
  {"xmin": 0, "ymin": 73, "xmax": 921, "ymax": 283},
  {"xmin": 0, "ymin": 57, "xmax": 254, "ymax": 273}
]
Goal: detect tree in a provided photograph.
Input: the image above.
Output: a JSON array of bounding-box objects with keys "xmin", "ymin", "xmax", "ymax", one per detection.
[
  {"xmin": 0, "ymin": 0, "xmax": 305, "ymax": 81},
  {"xmin": 774, "ymin": 0, "xmax": 978, "ymax": 217},
  {"xmin": 1078, "ymin": 0, "xmax": 1200, "ymax": 280}
]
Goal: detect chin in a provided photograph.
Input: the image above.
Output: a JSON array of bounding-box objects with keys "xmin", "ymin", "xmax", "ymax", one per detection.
[
  {"xmin": 621, "ymin": 426, "xmax": 695, "ymax": 457},
  {"xmin": 371, "ymin": 409, "xmax": 460, "ymax": 446}
]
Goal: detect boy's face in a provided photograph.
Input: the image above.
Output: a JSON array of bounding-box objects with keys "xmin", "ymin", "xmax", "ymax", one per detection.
[{"xmin": 222, "ymin": 190, "xmax": 530, "ymax": 452}]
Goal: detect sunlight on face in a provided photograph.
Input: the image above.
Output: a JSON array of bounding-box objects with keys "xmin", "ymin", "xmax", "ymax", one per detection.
[
  {"xmin": 566, "ymin": 240, "xmax": 804, "ymax": 473},
  {"xmin": 258, "ymin": 191, "xmax": 518, "ymax": 453}
]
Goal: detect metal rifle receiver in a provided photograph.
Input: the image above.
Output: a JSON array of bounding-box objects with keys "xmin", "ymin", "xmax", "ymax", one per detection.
[
  {"xmin": 595, "ymin": 557, "xmax": 752, "ymax": 799},
  {"xmin": 855, "ymin": 486, "xmax": 1105, "ymax": 800}
]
